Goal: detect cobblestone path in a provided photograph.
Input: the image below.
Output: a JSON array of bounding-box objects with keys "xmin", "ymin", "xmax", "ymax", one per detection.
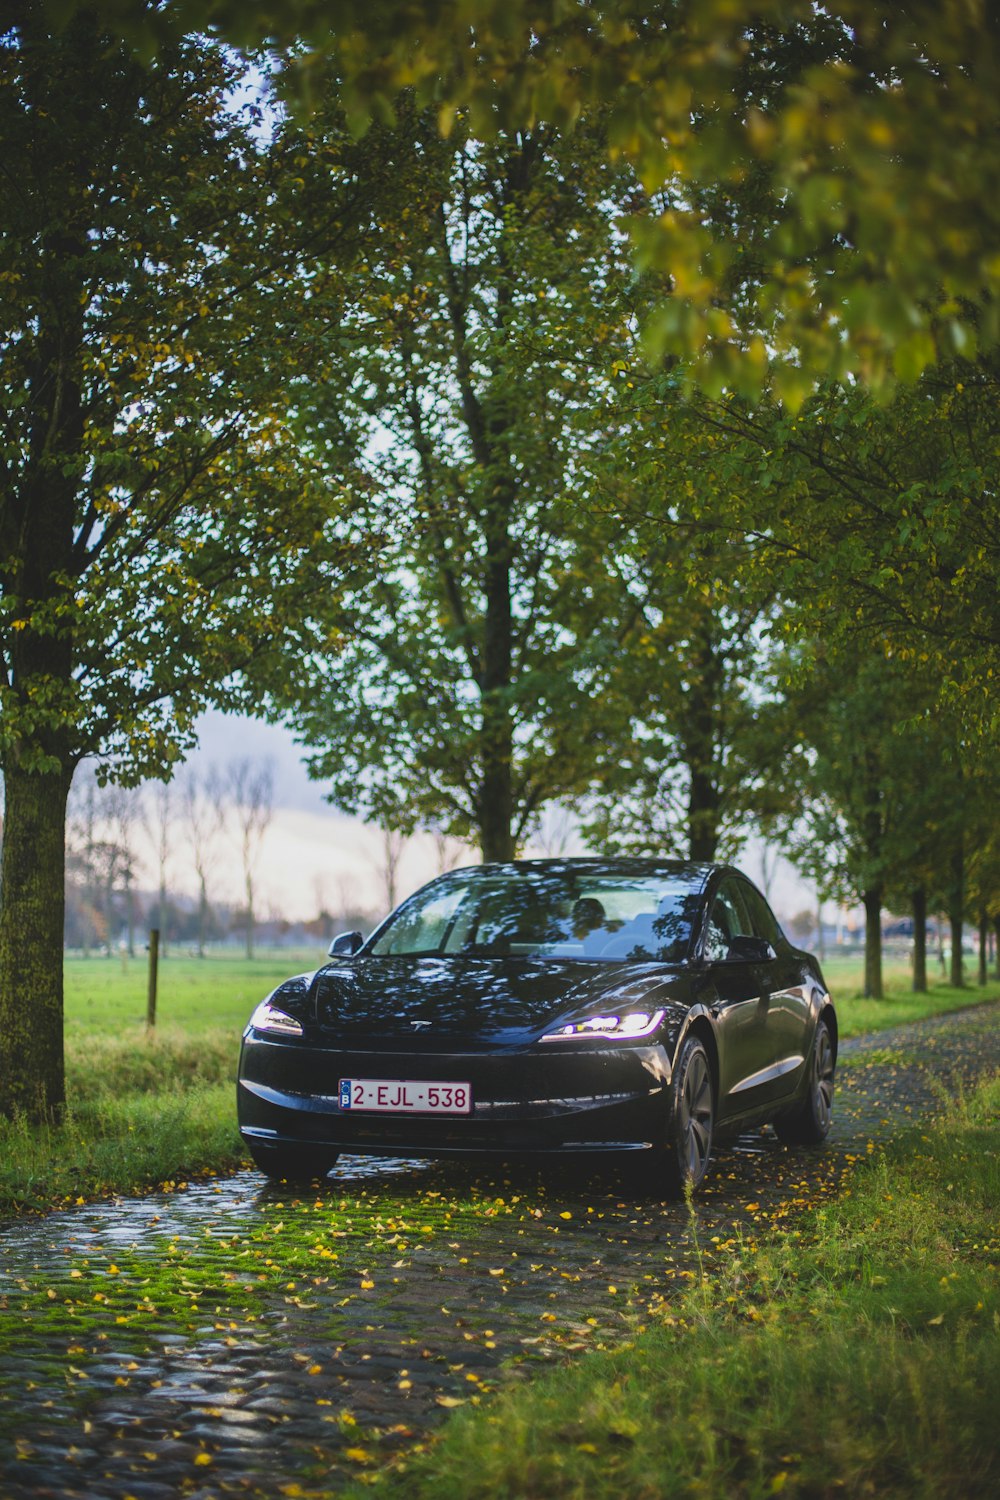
[{"xmin": 1, "ymin": 1002, "xmax": 998, "ymax": 1499}]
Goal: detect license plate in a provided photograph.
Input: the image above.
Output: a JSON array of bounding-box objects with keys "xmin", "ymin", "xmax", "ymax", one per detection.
[{"xmin": 338, "ymin": 1078, "xmax": 472, "ymax": 1114}]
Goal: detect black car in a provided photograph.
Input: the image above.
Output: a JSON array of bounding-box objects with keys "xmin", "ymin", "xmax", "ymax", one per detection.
[{"xmin": 238, "ymin": 859, "xmax": 836, "ymax": 1194}]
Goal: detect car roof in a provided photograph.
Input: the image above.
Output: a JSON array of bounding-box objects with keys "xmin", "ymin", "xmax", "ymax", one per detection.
[{"xmin": 443, "ymin": 857, "xmax": 717, "ymax": 888}]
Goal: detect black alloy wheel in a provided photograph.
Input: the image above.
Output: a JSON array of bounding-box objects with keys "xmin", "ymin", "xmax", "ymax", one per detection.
[
  {"xmin": 662, "ymin": 1034, "xmax": 715, "ymax": 1196},
  {"xmin": 775, "ymin": 1016, "xmax": 836, "ymax": 1145},
  {"xmin": 246, "ymin": 1139, "xmax": 339, "ymax": 1182}
]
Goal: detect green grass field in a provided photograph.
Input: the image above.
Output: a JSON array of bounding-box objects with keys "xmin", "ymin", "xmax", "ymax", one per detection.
[
  {"xmin": 64, "ymin": 946, "xmax": 328, "ymax": 1037},
  {"xmin": 64, "ymin": 944, "xmax": 997, "ymax": 1040}
]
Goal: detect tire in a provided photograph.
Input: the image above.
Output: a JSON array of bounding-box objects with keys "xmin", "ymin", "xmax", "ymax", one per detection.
[
  {"xmin": 661, "ymin": 1034, "xmax": 715, "ymax": 1196},
  {"xmin": 246, "ymin": 1139, "xmax": 339, "ymax": 1182},
  {"xmin": 774, "ymin": 1017, "xmax": 835, "ymax": 1145}
]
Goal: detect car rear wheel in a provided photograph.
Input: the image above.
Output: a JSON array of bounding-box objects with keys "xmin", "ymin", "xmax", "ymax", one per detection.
[
  {"xmin": 774, "ymin": 1017, "xmax": 835, "ymax": 1145},
  {"xmin": 661, "ymin": 1034, "xmax": 715, "ymax": 1196},
  {"xmin": 246, "ymin": 1139, "xmax": 339, "ymax": 1182}
]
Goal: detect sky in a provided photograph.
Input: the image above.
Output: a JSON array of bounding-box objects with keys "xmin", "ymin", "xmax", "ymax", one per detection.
[{"xmin": 183, "ymin": 709, "xmax": 823, "ymax": 931}]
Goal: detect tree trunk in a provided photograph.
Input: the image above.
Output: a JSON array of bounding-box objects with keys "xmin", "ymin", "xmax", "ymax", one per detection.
[
  {"xmin": 125, "ymin": 870, "xmax": 135, "ymax": 959},
  {"xmin": 158, "ymin": 880, "xmax": 169, "ymax": 959},
  {"xmin": 0, "ymin": 764, "xmax": 72, "ymax": 1119},
  {"xmin": 197, "ymin": 875, "xmax": 208, "ymax": 959},
  {"xmin": 681, "ymin": 621, "xmax": 722, "ymax": 862},
  {"xmin": 978, "ymin": 910, "xmax": 989, "ymax": 986},
  {"xmin": 862, "ymin": 886, "xmax": 883, "ymax": 999},
  {"xmin": 816, "ymin": 892, "xmax": 825, "ymax": 961},
  {"xmin": 948, "ymin": 839, "xmax": 964, "ymax": 988},
  {"xmin": 686, "ymin": 761, "xmax": 720, "ymax": 862},
  {"xmin": 478, "ymin": 485, "xmax": 515, "ymax": 863},
  {"xmin": 911, "ymin": 886, "xmax": 927, "ymax": 993},
  {"xmin": 245, "ymin": 870, "xmax": 255, "ymax": 960},
  {"xmin": 479, "ymin": 754, "xmax": 515, "ymax": 862}
]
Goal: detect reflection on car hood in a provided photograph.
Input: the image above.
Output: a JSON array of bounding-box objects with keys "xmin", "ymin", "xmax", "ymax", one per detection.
[{"xmin": 312, "ymin": 955, "xmax": 682, "ymax": 1045}]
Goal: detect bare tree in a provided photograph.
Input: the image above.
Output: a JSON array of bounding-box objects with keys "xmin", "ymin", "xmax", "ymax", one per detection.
[
  {"xmin": 66, "ymin": 768, "xmax": 100, "ymax": 955},
  {"xmin": 228, "ymin": 758, "xmax": 275, "ymax": 959},
  {"xmin": 335, "ymin": 872, "xmax": 371, "ymax": 936},
  {"xmin": 372, "ymin": 824, "xmax": 407, "ymax": 915},
  {"xmin": 532, "ymin": 805, "xmax": 576, "ymax": 859},
  {"xmin": 142, "ymin": 781, "xmax": 175, "ymax": 956},
  {"xmin": 103, "ymin": 785, "xmax": 142, "ymax": 957},
  {"xmin": 430, "ymin": 825, "xmax": 469, "ymax": 875},
  {"xmin": 65, "ymin": 769, "xmax": 141, "ymax": 955},
  {"xmin": 181, "ymin": 766, "xmax": 226, "ymax": 957},
  {"xmin": 758, "ymin": 842, "xmax": 781, "ymax": 904}
]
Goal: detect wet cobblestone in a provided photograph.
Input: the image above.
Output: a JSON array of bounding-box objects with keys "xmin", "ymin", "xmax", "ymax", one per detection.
[{"xmin": 1, "ymin": 1001, "xmax": 997, "ymax": 1498}]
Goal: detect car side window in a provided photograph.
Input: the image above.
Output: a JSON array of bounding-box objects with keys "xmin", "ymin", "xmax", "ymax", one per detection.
[
  {"xmin": 704, "ymin": 879, "xmax": 751, "ymax": 961},
  {"xmin": 739, "ymin": 882, "xmax": 783, "ymax": 947}
]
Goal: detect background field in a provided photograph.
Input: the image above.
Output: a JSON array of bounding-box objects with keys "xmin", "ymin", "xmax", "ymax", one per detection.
[
  {"xmin": 65, "ymin": 945, "xmax": 993, "ymax": 1039},
  {"xmin": 65, "ymin": 948, "xmax": 328, "ymax": 1038}
]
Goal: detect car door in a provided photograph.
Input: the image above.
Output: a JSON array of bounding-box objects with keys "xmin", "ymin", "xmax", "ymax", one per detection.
[
  {"xmin": 703, "ymin": 877, "xmax": 777, "ymax": 1119},
  {"xmin": 738, "ymin": 879, "xmax": 812, "ymax": 1101}
]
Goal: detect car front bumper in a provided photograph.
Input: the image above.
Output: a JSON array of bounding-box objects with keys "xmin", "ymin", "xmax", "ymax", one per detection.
[{"xmin": 238, "ymin": 1031, "xmax": 673, "ymax": 1156}]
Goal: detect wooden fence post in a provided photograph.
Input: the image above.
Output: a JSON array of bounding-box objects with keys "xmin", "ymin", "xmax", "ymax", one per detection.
[{"xmin": 147, "ymin": 928, "xmax": 160, "ymax": 1028}]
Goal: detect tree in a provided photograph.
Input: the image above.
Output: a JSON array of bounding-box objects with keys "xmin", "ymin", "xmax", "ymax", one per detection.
[
  {"xmin": 0, "ymin": 9, "xmax": 375, "ymax": 1118},
  {"xmin": 691, "ymin": 363, "xmax": 1000, "ymax": 735},
  {"xmin": 143, "ymin": 781, "xmax": 174, "ymax": 956},
  {"xmin": 571, "ymin": 398, "xmax": 787, "ymax": 863},
  {"xmin": 776, "ymin": 645, "xmax": 961, "ymax": 999},
  {"xmin": 180, "ymin": 765, "xmax": 226, "ymax": 958},
  {"xmin": 54, "ymin": 1, "xmax": 1000, "ymax": 395},
  {"xmin": 281, "ymin": 111, "xmax": 642, "ymax": 859},
  {"xmin": 228, "ymin": 758, "xmax": 274, "ymax": 960}
]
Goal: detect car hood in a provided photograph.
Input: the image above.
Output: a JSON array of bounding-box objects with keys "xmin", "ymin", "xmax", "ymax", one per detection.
[{"xmin": 311, "ymin": 954, "xmax": 685, "ymax": 1047}]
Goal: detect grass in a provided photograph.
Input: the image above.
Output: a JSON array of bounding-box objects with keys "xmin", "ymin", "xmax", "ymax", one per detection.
[
  {"xmin": 65, "ymin": 946, "xmax": 327, "ymax": 1037},
  {"xmin": 0, "ymin": 948, "xmax": 995, "ymax": 1216},
  {"xmin": 359, "ymin": 1074, "xmax": 1000, "ymax": 1500}
]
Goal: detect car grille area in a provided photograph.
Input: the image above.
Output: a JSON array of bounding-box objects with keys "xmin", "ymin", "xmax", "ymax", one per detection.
[{"xmin": 238, "ymin": 1035, "xmax": 669, "ymax": 1153}]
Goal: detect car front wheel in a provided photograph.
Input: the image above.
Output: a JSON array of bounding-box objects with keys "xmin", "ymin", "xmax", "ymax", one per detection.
[
  {"xmin": 661, "ymin": 1034, "xmax": 715, "ymax": 1196},
  {"xmin": 246, "ymin": 1139, "xmax": 339, "ymax": 1182}
]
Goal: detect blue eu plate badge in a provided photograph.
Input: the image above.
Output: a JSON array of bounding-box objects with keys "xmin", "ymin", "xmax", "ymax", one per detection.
[{"xmin": 339, "ymin": 1079, "xmax": 352, "ymax": 1110}]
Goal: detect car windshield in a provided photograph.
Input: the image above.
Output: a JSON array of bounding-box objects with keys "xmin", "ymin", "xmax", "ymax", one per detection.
[{"xmin": 369, "ymin": 865, "xmax": 703, "ymax": 964}]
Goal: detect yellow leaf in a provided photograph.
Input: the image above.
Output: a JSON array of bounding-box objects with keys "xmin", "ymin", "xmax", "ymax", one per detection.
[
  {"xmin": 436, "ymin": 1395, "xmax": 466, "ymax": 1408},
  {"xmin": 344, "ymin": 1447, "xmax": 373, "ymax": 1463}
]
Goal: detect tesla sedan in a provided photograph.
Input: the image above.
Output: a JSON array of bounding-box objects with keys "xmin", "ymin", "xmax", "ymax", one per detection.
[{"xmin": 237, "ymin": 859, "xmax": 837, "ymax": 1194}]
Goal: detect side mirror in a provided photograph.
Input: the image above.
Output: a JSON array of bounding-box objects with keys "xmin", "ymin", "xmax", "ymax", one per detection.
[
  {"xmin": 727, "ymin": 934, "xmax": 776, "ymax": 963},
  {"xmin": 328, "ymin": 930, "xmax": 363, "ymax": 958}
]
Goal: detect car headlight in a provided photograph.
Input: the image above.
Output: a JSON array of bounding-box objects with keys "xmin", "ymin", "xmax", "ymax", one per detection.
[
  {"xmin": 541, "ymin": 1008, "xmax": 665, "ymax": 1042},
  {"xmin": 248, "ymin": 998, "xmax": 304, "ymax": 1037}
]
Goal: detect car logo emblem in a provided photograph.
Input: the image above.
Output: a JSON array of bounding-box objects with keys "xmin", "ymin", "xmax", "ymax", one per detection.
[{"xmin": 409, "ymin": 1020, "xmax": 432, "ymax": 1030}]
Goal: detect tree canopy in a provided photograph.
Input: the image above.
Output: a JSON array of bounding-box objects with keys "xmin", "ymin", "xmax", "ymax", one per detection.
[
  {"xmin": 276, "ymin": 108, "xmax": 645, "ymax": 860},
  {"xmin": 45, "ymin": 0, "xmax": 1000, "ymax": 398}
]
